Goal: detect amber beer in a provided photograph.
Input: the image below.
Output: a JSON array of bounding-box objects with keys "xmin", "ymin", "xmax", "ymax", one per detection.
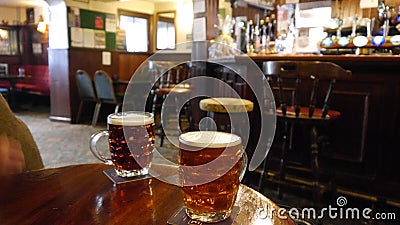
[
  {"xmin": 90, "ymin": 111, "xmax": 154, "ymax": 177},
  {"xmin": 178, "ymin": 131, "xmax": 244, "ymax": 223}
]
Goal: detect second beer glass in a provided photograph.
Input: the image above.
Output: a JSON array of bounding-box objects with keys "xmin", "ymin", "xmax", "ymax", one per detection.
[{"xmin": 178, "ymin": 131, "xmax": 246, "ymax": 223}]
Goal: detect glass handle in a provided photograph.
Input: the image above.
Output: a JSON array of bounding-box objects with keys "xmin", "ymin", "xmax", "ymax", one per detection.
[
  {"xmin": 240, "ymin": 152, "xmax": 248, "ymax": 182},
  {"xmin": 90, "ymin": 130, "xmax": 113, "ymax": 165}
]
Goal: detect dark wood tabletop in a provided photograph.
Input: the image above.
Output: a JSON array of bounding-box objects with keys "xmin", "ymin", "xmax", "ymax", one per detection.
[{"xmin": 0, "ymin": 163, "xmax": 295, "ymax": 225}]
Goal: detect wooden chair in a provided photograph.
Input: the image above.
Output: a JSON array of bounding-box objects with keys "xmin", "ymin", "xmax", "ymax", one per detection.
[
  {"xmin": 261, "ymin": 61, "xmax": 352, "ymax": 204},
  {"xmin": 92, "ymin": 70, "xmax": 121, "ymax": 127},
  {"xmin": 152, "ymin": 63, "xmax": 192, "ymax": 146},
  {"xmin": 75, "ymin": 69, "xmax": 97, "ymax": 124}
]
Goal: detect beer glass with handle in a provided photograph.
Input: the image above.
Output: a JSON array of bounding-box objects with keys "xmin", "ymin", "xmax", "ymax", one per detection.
[{"xmin": 90, "ymin": 111, "xmax": 155, "ymax": 177}]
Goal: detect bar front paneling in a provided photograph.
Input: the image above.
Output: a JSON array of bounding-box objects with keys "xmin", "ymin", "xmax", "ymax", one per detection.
[{"xmin": 247, "ymin": 54, "xmax": 400, "ymax": 204}]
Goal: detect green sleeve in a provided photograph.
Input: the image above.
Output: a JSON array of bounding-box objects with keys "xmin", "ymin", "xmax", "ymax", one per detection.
[{"xmin": 0, "ymin": 95, "xmax": 44, "ymax": 171}]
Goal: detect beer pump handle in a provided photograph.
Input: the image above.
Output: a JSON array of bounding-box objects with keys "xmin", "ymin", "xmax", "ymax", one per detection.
[{"xmin": 90, "ymin": 131, "xmax": 113, "ymax": 165}]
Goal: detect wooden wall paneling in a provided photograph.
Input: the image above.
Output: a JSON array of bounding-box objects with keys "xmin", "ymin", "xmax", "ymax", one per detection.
[
  {"xmin": 20, "ymin": 25, "xmax": 33, "ymax": 65},
  {"xmin": 68, "ymin": 48, "xmax": 119, "ymax": 123},
  {"xmin": 276, "ymin": 0, "xmax": 400, "ymax": 21},
  {"xmin": 49, "ymin": 49, "xmax": 71, "ymax": 121},
  {"xmin": 0, "ymin": 56, "xmax": 21, "ymax": 65},
  {"xmin": 341, "ymin": 0, "xmax": 363, "ymax": 19},
  {"xmin": 205, "ymin": 0, "xmax": 220, "ymax": 40},
  {"xmin": 20, "ymin": 25, "xmax": 48, "ymax": 65},
  {"xmin": 323, "ymin": 67, "xmax": 386, "ymax": 191},
  {"xmin": 330, "ymin": 91, "xmax": 370, "ymax": 163},
  {"xmin": 231, "ymin": 5, "xmax": 268, "ymax": 20},
  {"xmin": 118, "ymin": 53, "xmax": 151, "ymax": 81},
  {"xmin": 377, "ymin": 78, "xmax": 400, "ymax": 184},
  {"xmin": 248, "ymin": 55, "xmax": 400, "ymax": 202},
  {"xmin": 372, "ymin": 77, "xmax": 400, "ymax": 200},
  {"xmin": 383, "ymin": 81, "xmax": 400, "ymax": 184}
]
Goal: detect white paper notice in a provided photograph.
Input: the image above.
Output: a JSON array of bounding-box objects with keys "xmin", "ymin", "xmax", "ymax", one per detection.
[
  {"xmin": 295, "ymin": 7, "xmax": 331, "ymax": 28},
  {"xmin": 74, "ymin": 7, "xmax": 80, "ymax": 16},
  {"xmin": 193, "ymin": 0, "xmax": 206, "ymax": 14},
  {"xmin": 360, "ymin": 0, "xmax": 378, "ymax": 8},
  {"xmin": 105, "ymin": 14, "xmax": 117, "ymax": 32},
  {"xmin": 32, "ymin": 43, "xmax": 42, "ymax": 54},
  {"xmin": 83, "ymin": 28, "xmax": 95, "ymax": 48},
  {"xmin": 102, "ymin": 51, "xmax": 111, "ymax": 65},
  {"xmin": 71, "ymin": 27, "xmax": 83, "ymax": 47},
  {"xmin": 94, "ymin": 30, "xmax": 106, "ymax": 49},
  {"xmin": 193, "ymin": 17, "xmax": 206, "ymax": 41}
]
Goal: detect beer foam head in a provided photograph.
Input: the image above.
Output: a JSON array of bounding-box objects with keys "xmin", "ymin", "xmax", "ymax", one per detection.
[
  {"xmin": 179, "ymin": 131, "xmax": 241, "ymax": 148},
  {"xmin": 108, "ymin": 112, "xmax": 154, "ymax": 126}
]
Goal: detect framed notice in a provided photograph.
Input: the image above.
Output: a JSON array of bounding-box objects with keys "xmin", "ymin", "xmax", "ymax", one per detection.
[
  {"xmin": 193, "ymin": 0, "xmax": 206, "ymax": 14},
  {"xmin": 193, "ymin": 17, "xmax": 206, "ymax": 41}
]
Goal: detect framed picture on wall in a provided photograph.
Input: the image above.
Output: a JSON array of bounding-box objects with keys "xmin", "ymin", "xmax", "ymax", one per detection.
[{"xmin": 26, "ymin": 8, "xmax": 34, "ymax": 24}]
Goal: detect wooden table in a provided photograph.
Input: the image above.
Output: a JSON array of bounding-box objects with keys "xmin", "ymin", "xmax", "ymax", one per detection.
[
  {"xmin": 0, "ymin": 164, "xmax": 295, "ymax": 225},
  {"xmin": 0, "ymin": 74, "xmax": 25, "ymax": 110}
]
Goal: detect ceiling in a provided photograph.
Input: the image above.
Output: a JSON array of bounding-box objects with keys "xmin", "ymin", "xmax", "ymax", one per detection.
[
  {"xmin": 0, "ymin": 0, "xmax": 173, "ymax": 8},
  {"xmin": 0, "ymin": 0, "xmax": 48, "ymax": 8}
]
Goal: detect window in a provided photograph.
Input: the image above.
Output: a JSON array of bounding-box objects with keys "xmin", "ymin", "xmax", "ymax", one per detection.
[
  {"xmin": 156, "ymin": 18, "xmax": 175, "ymax": 50},
  {"xmin": 0, "ymin": 63, "xmax": 8, "ymax": 76},
  {"xmin": 118, "ymin": 10, "xmax": 152, "ymax": 52},
  {"xmin": 0, "ymin": 28, "xmax": 19, "ymax": 55}
]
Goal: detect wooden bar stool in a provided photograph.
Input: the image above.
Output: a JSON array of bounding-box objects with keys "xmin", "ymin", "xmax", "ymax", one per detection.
[
  {"xmin": 261, "ymin": 60, "xmax": 352, "ymax": 205},
  {"xmin": 199, "ymin": 97, "xmax": 254, "ymax": 143}
]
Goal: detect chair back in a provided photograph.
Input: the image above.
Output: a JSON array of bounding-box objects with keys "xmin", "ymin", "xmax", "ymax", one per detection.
[
  {"xmin": 76, "ymin": 69, "xmax": 96, "ymax": 102},
  {"xmin": 263, "ymin": 61, "xmax": 352, "ymax": 118},
  {"xmin": 215, "ymin": 66, "xmax": 248, "ymax": 98},
  {"xmin": 94, "ymin": 70, "xmax": 117, "ymax": 103},
  {"xmin": 159, "ymin": 64, "xmax": 190, "ymax": 88}
]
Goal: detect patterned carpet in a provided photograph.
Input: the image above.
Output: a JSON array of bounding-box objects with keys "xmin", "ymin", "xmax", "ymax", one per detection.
[
  {"xmin": 14, "ymin": 106, "xmax": 179, "ymax": 168},
  {"xmin": 15, "ymin": 107, "xmax": 103, "ymax": 168}
]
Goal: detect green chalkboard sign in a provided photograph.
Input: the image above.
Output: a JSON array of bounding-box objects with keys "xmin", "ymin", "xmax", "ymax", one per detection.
[
  {"xmin": 68, "ymin": 7, "xmax": 116, "ymax": 50},
  {"xmin": 79, "ymin": 9, "xmax": 105, "ymax": 30}
]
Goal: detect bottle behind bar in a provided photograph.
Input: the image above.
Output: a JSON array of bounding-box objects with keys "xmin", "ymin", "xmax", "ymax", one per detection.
[
  {"xmin": 247, "ymin": 20, "xmax": 254, "ymax": 53},
  {"xmin": 240, "ymin": 22, "xmax": 247, "ymax": 53},
  {"xmin": 254, "ymin": 24, "xmax": 261, "ymax": 53},
  {"xmin": 270, "ymin": 14, "xmax": 276, "ymax": 41},
  {"xmin": 260, "ymin": 19, "xmax": 267, "ymax": 53}
]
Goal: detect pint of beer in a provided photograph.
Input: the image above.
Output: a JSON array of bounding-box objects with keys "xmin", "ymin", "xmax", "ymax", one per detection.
[
  {"xmin": 178, "ymin": 131, "xmax": 245, "ymax": 223},
  {"xmin": 90, "ymin": 111, "xmax": 155, "ymax": 177}
]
